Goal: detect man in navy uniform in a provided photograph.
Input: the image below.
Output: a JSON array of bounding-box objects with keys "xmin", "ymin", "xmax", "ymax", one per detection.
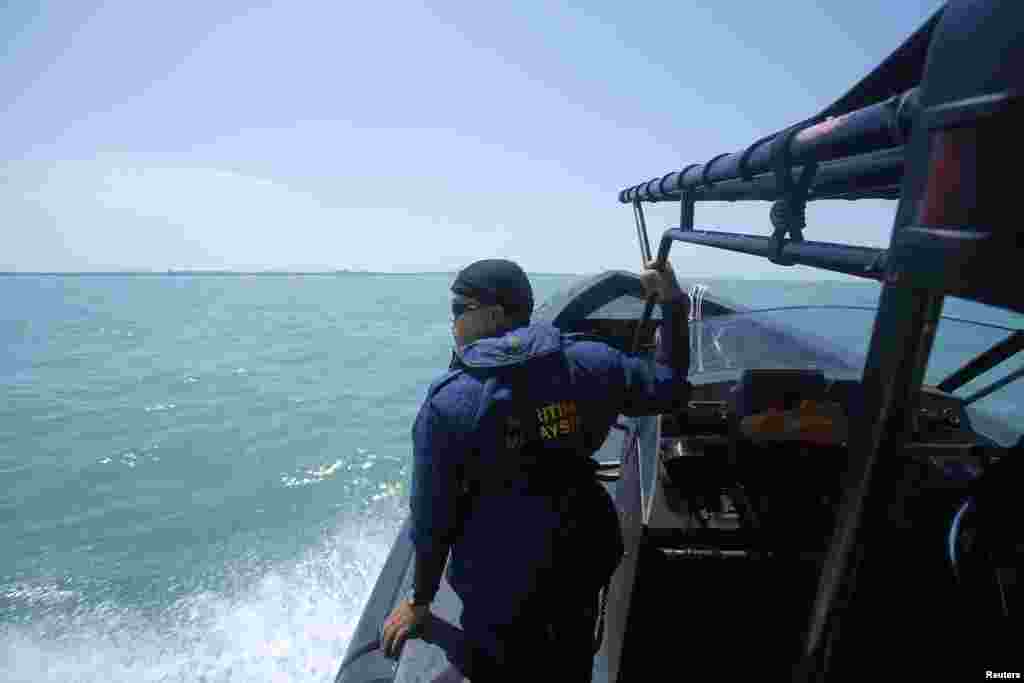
[{"xmin": 383, "ymin": 258, "xmax": 691, "ymax": 680}]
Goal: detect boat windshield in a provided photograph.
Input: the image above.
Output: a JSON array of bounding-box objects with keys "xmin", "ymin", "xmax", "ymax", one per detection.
[{"xmin": 692, "ymin": 304, "xmax": 1024, "ymax": 445}]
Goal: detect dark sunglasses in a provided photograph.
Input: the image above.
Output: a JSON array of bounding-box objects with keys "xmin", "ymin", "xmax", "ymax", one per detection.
[{"xmin": 451, "ymin": 297, "xmax": 481, "ymax": 323}]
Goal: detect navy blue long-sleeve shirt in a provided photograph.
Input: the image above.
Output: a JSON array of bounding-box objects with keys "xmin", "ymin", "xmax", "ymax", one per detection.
[{"xmin": 408, "ymin": 296, "xmax": 690, "ymax": 613}]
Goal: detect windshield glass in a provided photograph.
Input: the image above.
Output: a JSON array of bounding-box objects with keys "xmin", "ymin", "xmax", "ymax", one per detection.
[
  {"xmin": 932, "ymin": 299, "xmax": 1024, "ymax": 446},
  {"xmin": 691, "ymin": 299, "xmax": 1024, "ymax": 445},
  {"xmin": 689, "ymin": 308, "xmax": 865, "ymax": 378}
]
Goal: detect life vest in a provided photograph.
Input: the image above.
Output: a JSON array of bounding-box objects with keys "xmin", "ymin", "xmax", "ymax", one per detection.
[
  {"xmin": 439, "ymin": 324, "xmax": 622, "ymax": 607},
  {"xmin": 445, "ymin": 324, "xmax": 599, "ymax": 495}
]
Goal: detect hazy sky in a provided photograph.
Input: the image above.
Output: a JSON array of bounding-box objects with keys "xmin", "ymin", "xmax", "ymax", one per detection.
[{"xmin": 2, "ymin": 1, "xmax": 943, "ymax": 276}]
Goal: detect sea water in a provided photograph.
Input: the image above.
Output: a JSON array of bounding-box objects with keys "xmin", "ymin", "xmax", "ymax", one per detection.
[{"xmin": 1, "ymin": 274, "xmax": 1020, "ymax": 682}]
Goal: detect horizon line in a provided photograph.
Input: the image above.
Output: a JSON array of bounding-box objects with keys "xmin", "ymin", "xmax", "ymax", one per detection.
[
  {"xmin": 0, "ymin": 270, "xmax": 869, "ymax": 282},
  {"xmin": 0, "ymin": 270, "xmax": 586, "ymax": 277}
]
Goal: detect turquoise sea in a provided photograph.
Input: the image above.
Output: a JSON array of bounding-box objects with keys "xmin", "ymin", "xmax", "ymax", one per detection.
[{"xmin": 2, "ymin": 274, "xmax": 1021, "ymax": 682}]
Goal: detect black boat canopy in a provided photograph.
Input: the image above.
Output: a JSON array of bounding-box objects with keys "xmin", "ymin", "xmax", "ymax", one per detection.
[
  {"xmin": 619, "ymin": 3, "xmax": 942, "ymax": 206},
  {"xmin": 618, "ymin": 98, "xmax": 913, "ymax": 205},
  {"xmin": 619, "ymin": 1, "xmax": 1023, "ymax": 312},
  {"xmin": 617, "ymin": 8, "xmax": 946, "ymax": 284}
]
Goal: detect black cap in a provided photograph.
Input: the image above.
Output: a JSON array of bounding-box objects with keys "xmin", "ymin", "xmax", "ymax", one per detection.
[{"xmin": 451, "ymin": 259, "xmax": 534, "ymax": 319}]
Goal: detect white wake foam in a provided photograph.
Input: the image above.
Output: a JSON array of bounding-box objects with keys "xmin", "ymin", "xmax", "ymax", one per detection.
[{"xmin": 1, "ymin": 511, "xmax": 403, "ymax": 682}]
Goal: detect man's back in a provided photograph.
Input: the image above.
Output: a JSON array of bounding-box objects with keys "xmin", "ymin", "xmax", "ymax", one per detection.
[
  {"xmin": 431, "ymin": 322, "xmax": 622, "ymax": 461},
  {"xmin": 427, "ymin": 320, "xmax": 688, "ymax": 453},
  {"xmin": 414, "ymin": 319, "xmax": 687, "ymax": 622}
]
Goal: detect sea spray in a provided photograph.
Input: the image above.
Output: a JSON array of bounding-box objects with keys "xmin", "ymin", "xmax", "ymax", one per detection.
[{"xmin": 1, "ymin": 508, "xmax": 403, "ymax": 682}]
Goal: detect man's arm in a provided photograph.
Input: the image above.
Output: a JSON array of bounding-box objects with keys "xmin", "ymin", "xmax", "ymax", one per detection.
[
  {"xmin": 407, "ymin": 400, "xmax": 465, "ymax": 606},
  {"xmin": 617, "ymin": 293, "xmax": 692, "ymax": 417},
  {"xmin": 383, "ymin": 399, "xmax": 465, "ymax": 658}
]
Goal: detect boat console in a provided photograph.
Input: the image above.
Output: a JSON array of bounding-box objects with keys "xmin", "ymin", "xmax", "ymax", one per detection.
[{"xmin": 601, "ymin": 362, "xmax": 1000, "ymax": 679}]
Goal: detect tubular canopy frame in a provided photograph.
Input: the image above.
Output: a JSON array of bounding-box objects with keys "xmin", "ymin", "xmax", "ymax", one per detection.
[
  {"xmin": 621, "ymin": 90, "xmax": 913, "ymax": 279},
  {"xmin": 620, "ymin": 91, "xmax": 916, "ymax": 205}
]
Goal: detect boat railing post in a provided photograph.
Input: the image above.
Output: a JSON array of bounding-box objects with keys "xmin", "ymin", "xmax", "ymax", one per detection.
[
  {"xmin": 678, "ymin": 173, "xmax": 697, "ymax": 232},
  {"xmin": 632, "ymin": 198, "xmax": 653, "ymax": 265}
]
